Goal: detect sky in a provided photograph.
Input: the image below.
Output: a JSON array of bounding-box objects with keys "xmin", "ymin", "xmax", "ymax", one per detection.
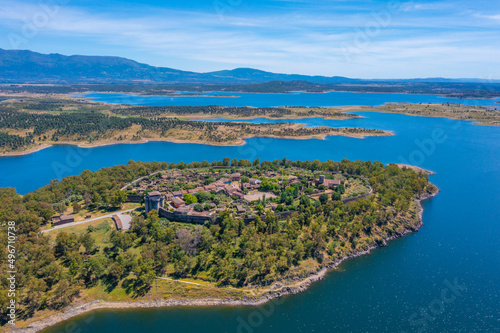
[{"xmin": 0, "ymin": 0, "xmax": 499, "ymax": 79}]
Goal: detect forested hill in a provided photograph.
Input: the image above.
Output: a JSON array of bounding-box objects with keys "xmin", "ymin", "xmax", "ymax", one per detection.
[
  {"xmin": 0, "ymin": 159, "xmax": 437, "ymax": 327},
  {"xmin": 2, "ymin": 49, "xmax": 499, "ymax": 90},
  {"xmin": 0, "ymin": 49, "xmax": 355, "ymax": 84},
  {"xmin": 0, "ymin": 49, "xmax": 198, "ymax": 84}
]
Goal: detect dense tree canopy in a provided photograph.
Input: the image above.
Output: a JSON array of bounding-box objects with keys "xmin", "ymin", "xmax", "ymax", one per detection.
[{"xmin": 0, "ymin": 159, "xmax": 436, "ymax": 326}]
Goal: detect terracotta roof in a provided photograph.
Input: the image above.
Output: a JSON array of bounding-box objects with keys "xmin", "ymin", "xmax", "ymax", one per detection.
[
  {"xmin": 148, "ymin": 191, "xmax": 161, "ymax": 196},
  {"xmin": 176, "ymin": 206, "xmax": 191, "ymax": 213},
  {"xmin": 172, "ymin": 197, "xmax": 185, "ymax": 205}
]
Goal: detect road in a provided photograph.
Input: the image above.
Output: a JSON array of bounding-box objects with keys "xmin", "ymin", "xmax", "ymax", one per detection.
[
  {"xmin": 156, "ymin": 277, "xmax": 203, "ymax": 286},
  {"xmin": 42, "ymin": 208, "xmax": 137, "ymax": 233}
]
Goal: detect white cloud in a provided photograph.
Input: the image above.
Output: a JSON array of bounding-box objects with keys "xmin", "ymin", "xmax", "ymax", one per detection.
[
  {"xmin": 0, "ymin": 0, "xmax": 498, "ymax": 78},
  {"xmin": 481, "ymin": 14, "xmax": 500, "ymax": 21}
]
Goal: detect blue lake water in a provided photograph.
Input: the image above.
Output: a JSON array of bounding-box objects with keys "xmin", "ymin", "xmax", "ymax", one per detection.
[
  {"xmin": 73, "ymin": 91, "xmax": 500, "ymax": 108},
  {"xmin": 0, "ymin": 93, "xmax": 498, "ymax": 332}
]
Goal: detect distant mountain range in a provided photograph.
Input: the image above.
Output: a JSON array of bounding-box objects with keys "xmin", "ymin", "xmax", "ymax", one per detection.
[{"xmin": 0, "ymin": 48, "xmax": 499, "ymax": 85}]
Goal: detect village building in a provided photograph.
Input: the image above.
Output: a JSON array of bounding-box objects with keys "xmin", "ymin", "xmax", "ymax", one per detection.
[
  {"xmin": 217, "ymin": 177, "xmax": 231, "ymax": 184},
  {"xmin": 249, "ymin": 178, "xmax": 261, "ymax": 185},
  {"xmin": 175, "ymin": 205, "xmax": 191, "ymax": 215},
  {"xmin": 172, "ymin": 191, "xmax": 183, "ymax": 197},
  {"xmin": 159, "ymin": 207, "xmax": 216, "ymax": 224},
  {"xmin": 52, "ymin": 215, "xmax": 75, "ymax": 226},
  {"xmin": 204, "ymin": 185, "xmax": 216, "ymax": 192},
  {"xmin": 172, "ymin": 197, "xmax": 186, "ymax": 208},
  {"xmin": 233, "ymin": 191, "xmax": 245, "ymax": 200},
  {"xmin": 236, "ymin": 205, "xmax": 246, "ymax": 214},
  {"xmin": 224, "ymin": 184, "xmax": 237, "ymax": 195},
  {"xmin": 316, "ymin": 175, "xmax": 341, "ymax": 189},
  {"xmin": 130, "ymin": 167, "xmax": 358, "ymax": 229}
]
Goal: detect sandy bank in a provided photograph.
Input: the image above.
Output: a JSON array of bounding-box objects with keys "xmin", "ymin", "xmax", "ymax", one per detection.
[
  {"xmin": 0, "ymin": 130, "xmax": 393, "ymax": 157},
  {"xmin": 0, "ymin": 144, "xmax": 51, "ymax": 157}
]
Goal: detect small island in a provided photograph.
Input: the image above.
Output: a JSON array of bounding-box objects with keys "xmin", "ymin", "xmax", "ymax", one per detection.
[{"xmin": 0, "ymin": 159, "xmax": 438, "ymax": 331}]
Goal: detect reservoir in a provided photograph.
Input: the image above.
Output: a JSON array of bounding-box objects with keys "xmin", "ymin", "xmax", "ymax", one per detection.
[{"xmin": 0, "ymin": 93, "xmax": 498, "ymax": 332}]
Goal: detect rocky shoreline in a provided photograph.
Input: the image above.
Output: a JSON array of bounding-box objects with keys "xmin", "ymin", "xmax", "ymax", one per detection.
[{"xmin": 11, "ymin": 187, "xmax": 439, "ymax": 333}]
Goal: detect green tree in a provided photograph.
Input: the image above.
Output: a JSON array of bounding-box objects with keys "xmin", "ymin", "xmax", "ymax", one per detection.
[
  {"xmin": 299, "ymin": 195, "xmax": 311, "ymax": 207},
  {"xmin": 134, "ymin": 262, "xmax": 156, "ymax": 292},
  {"xmin": 71, "ymin": 201, "xmax": 81, "ymax": 213},
  {"xmin": 79, "ymin": 233, "xmax": 95, "ymax": 253},
  {"xmin": 319, "ymin": 194, "xmax": 329, "ymax": 204},
  {"xmin": 112, "ymin": 190, "xmax": 127, "ymax": 207},
  {"xmin": 183, "ymin": 193, "xmax": 198, "ymax": 205},
  {"xmin": 195, "ymin": 191, "xmax": 211, "ymax": 203},
  {"xmin": 331, "ymin": 192, "xmax": 342, "ymax": 201},
  {"xmin": 110, "ymin": 231, "xmax": 134, "ymax": 251},
  {"xmin": 54, "ymin": 232, "xmax": 79, "ymax": 258},
  {"xmin": 92, "ymin": 192, "xmax": 102, "ymax": 207},
  {"xmin": 80, "ymin": 256, "xmax": 106, "ymax": 286},
  {"xmin": 54, "ymin": 202, "xmax": 66, "ymax": 214},
  {"xmin": 83, "ymin": 192, "xmax": 92, "ymax": 207}
]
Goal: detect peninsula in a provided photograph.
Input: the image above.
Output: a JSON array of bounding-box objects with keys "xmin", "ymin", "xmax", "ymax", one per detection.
[
  {"xmin": 358, "ymin": 102, "xmax": 500, "ymax": 126},
  {"xmin": 0, "ymin": 159, "xmax": 438, "ymax": 331},
  {"xmin": 0, "ymin": 95, "xmax": 390, "ymax": 155}
]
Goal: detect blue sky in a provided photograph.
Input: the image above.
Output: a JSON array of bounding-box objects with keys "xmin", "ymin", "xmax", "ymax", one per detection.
[{"xmin": 0, "ymin": 0, "xmax": 499, "ymax": 79}]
